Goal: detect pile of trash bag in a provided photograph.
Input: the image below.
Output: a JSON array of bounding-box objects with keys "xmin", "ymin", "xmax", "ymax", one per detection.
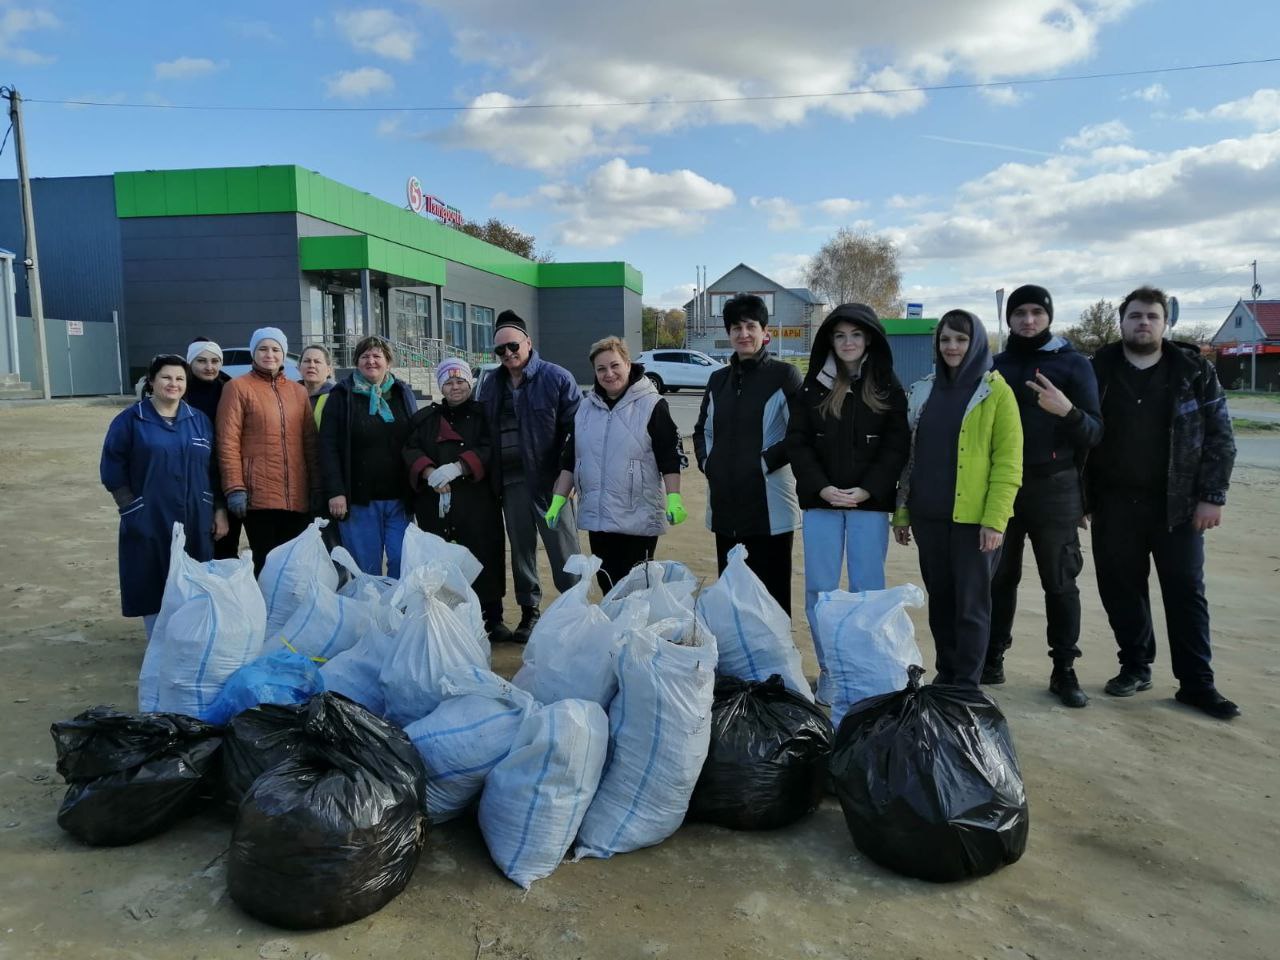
[
  {"xmin": 829, "ymin": 666, "xmax": 1029, "ymax": 882},
  {"xmin": 51, "ymin": 707, "xmax": 222, "ymax": 846},
  {"xmin": 688, "ymin": 674, "xmax": 832, "ymax": 830},
  {"xmin": 227, "ymin": 692, "xmax": 427, "ymax": 928},
  {"xmin": 205, "ymin": 650, "xmax": 324, "ymax": 728},
  {"xmin": 220, "ymin": 701, "xmax": 310, "ymax": 808}
]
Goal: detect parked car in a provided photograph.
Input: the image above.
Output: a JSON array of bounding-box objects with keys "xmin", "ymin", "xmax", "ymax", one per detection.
[
  {"xmin": 635, "ymin": 349, "xmax": 724, "ymax": 393},
  {"xmin": 221, "ymin": 347, "xmax": 302, "ymax": 381}
]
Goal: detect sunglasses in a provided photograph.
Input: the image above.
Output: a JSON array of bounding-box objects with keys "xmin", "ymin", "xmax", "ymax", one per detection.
[{"xmin": 493, "ymin": 341, "xmax": 523, "ymax": 357}]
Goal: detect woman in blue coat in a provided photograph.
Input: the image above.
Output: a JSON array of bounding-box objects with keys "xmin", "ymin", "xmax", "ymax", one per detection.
[{"xmin": 100, "ymin": 354, "xmax": 227, "ymax": 637}]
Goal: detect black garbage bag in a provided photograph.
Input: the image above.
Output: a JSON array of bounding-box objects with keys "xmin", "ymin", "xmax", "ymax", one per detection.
[
  {"xmin": 51, "ymin": 706, "xmax": 222, "ymax": 846},
  {"xmin": 687, "ymin": 674, "xmax": 833, "ymax": 830},
  {"xmin": 221, "ymin": 702, "xmax": 310, "ymax": 809},
  {"xmin": 829, "ymin": 666, "xmax": 1028, "ymax": 882},
  {"xmin": 227, "ymin": 692, "xmax": 428, "ymax": 929}
]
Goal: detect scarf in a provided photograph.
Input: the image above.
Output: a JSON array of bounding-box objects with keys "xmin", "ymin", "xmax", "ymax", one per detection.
[
  {"xmin": 352, "ymin": 371, "xmax": 397, "ymax": 423},
  {"xmin": 1006, "ymin": 329, "xmax": 1053, "ymax": 354}
]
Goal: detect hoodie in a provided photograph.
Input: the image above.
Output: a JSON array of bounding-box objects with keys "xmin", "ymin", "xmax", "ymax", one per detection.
[{"xmin": 786, "ymin": 304, "xmax": 910, "ymax": 512}]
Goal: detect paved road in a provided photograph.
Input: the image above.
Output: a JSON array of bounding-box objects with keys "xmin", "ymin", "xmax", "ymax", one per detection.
[
  {"xmin": 663, "ymin": 391, "xmax": 705, "ymax": 437},
  {"xmin": 1236, "ymin": 436, "xmax": 1280, "ymax": 470}
]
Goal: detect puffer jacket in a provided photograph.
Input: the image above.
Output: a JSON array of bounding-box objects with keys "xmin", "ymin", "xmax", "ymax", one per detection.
[
  {"xmin": 217, "ymin": 368, "xmax": 318, "ymax": 512},
  {"xmin": 786, "ymin": 305, "xmax": 910, "ymax": 512},
  {"xmin": 1088, "ymin": 339, "xmax": 1235, "ymax": 527}
]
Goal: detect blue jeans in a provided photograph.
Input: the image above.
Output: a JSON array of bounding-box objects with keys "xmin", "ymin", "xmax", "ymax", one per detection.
[
  {"xmin": 802, "ymin": 508, "xmax": 890, "ymax": 700},
  {"xmin": 340, "ymin": 500, "xmax": 409, "ymax": 579}
]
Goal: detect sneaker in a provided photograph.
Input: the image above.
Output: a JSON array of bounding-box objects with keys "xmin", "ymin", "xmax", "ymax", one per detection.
[
  {"xmin": 1175, "ymin": 687, "xmax": 1241, "ymax": 720},
  {"xmin": 513, "ymin": 605, "xmax": 540, "ymax": 644},
  {"xmin": 1104, "ymin": 671, "xmax": 1153, "ymax": 697},
  {"xmin": 981, "ymin": 660, "xmax": 1006, "ymax": 685},
  {"xmin": 1049, "ymin": 667, "xmax": 1089, "ymax": 708}
]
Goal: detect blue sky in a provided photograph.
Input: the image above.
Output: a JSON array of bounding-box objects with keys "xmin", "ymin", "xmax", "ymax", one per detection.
[{"xmin": 3, "ymin": 0, "xmax": 1279, "ymax": 334}]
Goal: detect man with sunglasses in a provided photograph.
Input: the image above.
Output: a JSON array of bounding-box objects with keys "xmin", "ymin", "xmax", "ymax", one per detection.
[{"xmin": 477, "ymin": 310, "xmax": 582, "ymax": 641}]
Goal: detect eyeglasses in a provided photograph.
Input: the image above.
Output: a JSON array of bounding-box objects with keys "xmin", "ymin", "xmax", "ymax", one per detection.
[{"xmin": 493, "ymin": 341, "xmax": 523, "ymax": 356}]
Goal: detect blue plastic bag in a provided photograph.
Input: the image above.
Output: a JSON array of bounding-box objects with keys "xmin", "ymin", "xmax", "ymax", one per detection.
[{"xmin": 206, "ymin": 650, "xmax": 325, "ymax": 726}]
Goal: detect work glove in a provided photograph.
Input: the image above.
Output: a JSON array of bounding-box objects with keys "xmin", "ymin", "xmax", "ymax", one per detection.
[
  {"xmin": 226, "ymin": 490, "xmax": 248, "ymax": 518},
  {"xmin": 665, "ymin": 492, "xmax": 688, "ymax": 525},
  {"xmin": 544, "ymin": 494, "xmax": 568, "ymax": 529},
  {"xmin": 438, "ymin": 491, "xmax": 452, "ymax": 518},
  {"xmin": 429, "ymin": 462, "xmax": 464, "ymax": 490}
]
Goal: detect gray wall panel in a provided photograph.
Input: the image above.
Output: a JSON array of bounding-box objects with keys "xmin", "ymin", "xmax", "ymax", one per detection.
[{"xmin": 538, "ymin": 286, "xmax": 636, "ymax": 384}]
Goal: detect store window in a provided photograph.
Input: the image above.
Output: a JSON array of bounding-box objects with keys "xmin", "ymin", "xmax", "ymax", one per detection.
[
  {"xmin": 710, "ymin": 292, "xmax": 774, "ymax": 316},
  {"xmin": 443, "ymin": 299, "xmax": 467, "ymax": 351},
  {"xmin": 391, "ymin": 290, "xmax": 432, "ymax": 342},
  {"xmin": 470, "ymin": 305, "xmax": 495, "ymax": 355}
]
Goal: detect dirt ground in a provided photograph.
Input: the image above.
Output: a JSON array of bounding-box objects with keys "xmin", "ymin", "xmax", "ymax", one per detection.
[{"xmin": 1, "ymin": 398, "xmax": 1277, "ymax": 960}]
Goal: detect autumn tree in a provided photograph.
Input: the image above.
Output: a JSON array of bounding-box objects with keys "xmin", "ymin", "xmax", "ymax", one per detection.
[
  {"xmin": 1172, "ymin": 319, "xmax": 1215, "ymax": 345},
  {"xmin": 1062, "ymin": 299, "xmax": 1119, "ymax": 356},
  {"xmin": 456, "ymin": 218, "xmax": 555, "ymax": 262},
  {"xmin": 804, "ymin": 228, "xmax": 905, "ymax": 317},
  {"xmin": 642, "ymin": 307, "xmax": 686, "ymax": 349}
]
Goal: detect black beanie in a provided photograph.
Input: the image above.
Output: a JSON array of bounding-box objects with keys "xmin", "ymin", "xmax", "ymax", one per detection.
[
  {"xmin": 495, "ymin": 310, "xmax": 528, "ymax": 335},
  {"xmin": 1005, "ymin": 284, "xmax": 1053, "ymax": 326}
]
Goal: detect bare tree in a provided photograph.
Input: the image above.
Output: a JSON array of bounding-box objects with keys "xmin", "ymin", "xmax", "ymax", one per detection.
[
  {"xmin": 804, "ymin": 228, "xmax": 905, "ymax": 317},
  {"xmin": 1061, "ymin": 299, "xmax": 1119, "ymax": 356},
  {"xmin": 1172, "ymin": 319, "xmax": 1216, "ymax": 345}
]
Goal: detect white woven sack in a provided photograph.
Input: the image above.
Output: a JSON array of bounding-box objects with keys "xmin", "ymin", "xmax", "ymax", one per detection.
[
  {"xmin": 258, "ymin": 518, "xmax": 338, "ymax": 638},
  {"xmin": 400, "ymin": 524, "xmax": 482, "ymax": 586},
  {"xmin": 598, "ymin": 560, "xmax": 697, "ymax": 622},
  {"xmin": 404, "ymin": 666, "xmax": 537, "ymax": 823},
  {"xmin": 380, "ymin": 562, "xmax": 491, "ymax": 728},
  {"xmin": 696, "ymin": 544, "xmax": 812, "ymax": 700},
  {"xmin": 513, "ymin": 555, "xmax": 638, "ymax": 707},
  {"xmin": 272, "ymin": 577, "xmax": 374, "ymax": 661},
  {"xmin": 478, "ymin": 698, "xmax": 608, "ymax": 890},
  {"xmin": 318, "ymin": 626, "xmax": 396, "ymax": 716},
  {"xmin": 814, "ymin": 584, "xmax": 925, "ymax": 729},
  {"xmin": 574, "ymin": 617, "xmax": 717, "ymax": 859},
  {"xmin": 142, "ymin": 523, "xmax": 267, "ymax": 718}
]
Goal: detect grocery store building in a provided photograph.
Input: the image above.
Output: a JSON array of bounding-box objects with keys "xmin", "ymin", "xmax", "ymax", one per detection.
[{"xmin": 0, "ymin": 164, "xmax": 643, "ymax": 392}]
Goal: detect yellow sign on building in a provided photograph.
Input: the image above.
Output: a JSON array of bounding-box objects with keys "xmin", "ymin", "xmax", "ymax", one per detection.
[{"xmin": 777, "ymin": 326, "xmax": 805, "ymax": 339}]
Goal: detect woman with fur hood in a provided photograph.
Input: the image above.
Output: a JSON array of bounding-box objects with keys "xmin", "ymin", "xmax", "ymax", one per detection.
[{"xmin": 786, "ymin": 303, "xmax": 910, "ymax": 704}]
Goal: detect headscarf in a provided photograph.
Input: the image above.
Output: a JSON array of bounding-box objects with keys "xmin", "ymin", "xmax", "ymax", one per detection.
[{"xmin": 186, "ymin": 340, "xmax": 223, "ymax": 364}]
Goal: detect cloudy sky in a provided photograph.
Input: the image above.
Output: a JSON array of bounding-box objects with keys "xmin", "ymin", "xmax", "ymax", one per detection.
[{"xmin": 4, "ymin": 0, "xmax": 1278, "ymax": 332}]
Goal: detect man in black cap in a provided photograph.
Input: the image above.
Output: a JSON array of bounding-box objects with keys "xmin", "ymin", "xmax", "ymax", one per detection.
[
  {"xmin": 476, "ymin": 310, "xmax": 582, "ymax": 642},
  {"xmin": 985, "ymin": 284, "xmax": 1102, "ymax": 707},
  {"xmin": 1087, "ymin": 286, "xmax": 1239, "ymax": 719}
]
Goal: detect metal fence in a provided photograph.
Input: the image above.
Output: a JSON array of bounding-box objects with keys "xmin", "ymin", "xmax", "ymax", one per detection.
[{"xmin": 299, "ymin": 333, "xmax": 486, "ymax": 372}]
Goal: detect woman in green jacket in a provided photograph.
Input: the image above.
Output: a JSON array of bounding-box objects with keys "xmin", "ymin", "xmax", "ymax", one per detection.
[{"xmin": 893, "ymin": 309, "xmax": 1022, "ymax": 686}]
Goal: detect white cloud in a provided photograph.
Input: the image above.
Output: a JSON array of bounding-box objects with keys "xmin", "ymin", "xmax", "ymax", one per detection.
[
  {"xmin": 425, "ymin": 0, "xmax": 1137, "ymax": 167},
  {"xmin": 1061, "ymin": 119, "xmax": 1131, "ymax": 151},
  {"xmin": 651, "ymin": 283, "xmax": 697, "ymax": 309},
  {"xmin": 0, "ymin": 4, "xmax": 58, "ymax": 65},
  {"xmin": 335, "ymin": 8, "xmax": 417, "ymax": 61},
  {"xmin": 1126, "ymin": 82, "xmax": 1168, "ymax": 102},
  {"xmin": 514, "ymin": 158, "xmax": 735, "ymax": 247},
  {"xmin": 326, "ymin": 66, "xmax": 395, "ymax": 99},
  {"xmin": 1185, "ymin": 89, "xmax": 1280, "ymax": 130},
  {"xmin": 750, "ymin": 196, "xmax": 803, "ymax": 231},
  {"xmin": 817, "ymin": 197, "xmax": 867, "ymax": 217},
  {"xmin": 978, "ymin": 85, "xmax": 1025, "ymax": 106},
  {"xmin": 154, "ymin": 57, "xmax": 225, "ymax": 80},
  {"xmin": 887, "ymin": 193, "xmax": 930, "ymax": 209},
  {"xmin": 767, "ymin": 253, "xmax": 814, "ymax": 289}
]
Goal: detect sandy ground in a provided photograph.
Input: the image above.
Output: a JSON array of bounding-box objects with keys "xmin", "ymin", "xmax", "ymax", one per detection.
[{"xmin": 1, "ymin": 398, "xmax": 1278, "ymax": 960}]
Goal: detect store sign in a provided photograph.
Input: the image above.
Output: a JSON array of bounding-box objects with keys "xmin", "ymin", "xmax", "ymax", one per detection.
[
  {"xmin": 777, "ymin": 326, "xmax": 804, "ymax": 339},
  {"xmin": 406, "ymin": 176, "xmax": 464, "ymax": 226}
]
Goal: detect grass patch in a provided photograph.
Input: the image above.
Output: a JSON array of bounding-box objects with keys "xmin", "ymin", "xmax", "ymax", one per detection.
[
  {"xmin": 1232, "ymin": 418, "xmax": 1280, "ymax": 432},
  {"xmin": 1227, "ymin": 390, "xmax": 1280, "ymax": 405}
]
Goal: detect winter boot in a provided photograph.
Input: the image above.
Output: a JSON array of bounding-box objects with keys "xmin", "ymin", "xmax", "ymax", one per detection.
[
  {"xmin": 1049, "ymin": 665, "xmax": 1089, "ymax": 708},
  {"xmin": 513, "ymin": 605, "xmax": 540, "ymax": 644},
  {"xmin": 482, "ymin": 604, "xmax": 513, "ymax": 644}
]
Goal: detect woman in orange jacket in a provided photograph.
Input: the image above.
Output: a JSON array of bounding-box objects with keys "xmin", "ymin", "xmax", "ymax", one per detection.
[{"xmin": 216, "ymin": 327, "xmax": 318, "ymax": 576}]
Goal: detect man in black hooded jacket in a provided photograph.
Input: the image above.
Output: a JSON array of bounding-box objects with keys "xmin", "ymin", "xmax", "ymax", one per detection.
[{"xmin": 985, "ymin": 285, "xmax": 1102, "ymax": 708}]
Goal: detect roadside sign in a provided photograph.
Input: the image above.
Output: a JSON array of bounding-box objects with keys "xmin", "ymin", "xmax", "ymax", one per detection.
[
  {"xmin": 906, "ymin": 303, "xmax": 924, "ymax": 318},
  {"xmin": 66, "ymin": 320, "xmax": 84, "ymax": 336}
]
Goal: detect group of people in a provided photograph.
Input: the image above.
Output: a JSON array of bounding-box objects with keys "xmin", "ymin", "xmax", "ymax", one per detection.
[{"xmin": 101, "ymin": 282, "xmax": 1240, "ymax": 722}]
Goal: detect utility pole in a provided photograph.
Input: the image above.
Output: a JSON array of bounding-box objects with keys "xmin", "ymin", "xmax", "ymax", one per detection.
[
  {"xmin": 2, "ymin": 86, "xmax": 51, "ymax": 400},
  {"xmin": 1250, "ymin": 259, "xmax": 1261, "ymax": 392}
]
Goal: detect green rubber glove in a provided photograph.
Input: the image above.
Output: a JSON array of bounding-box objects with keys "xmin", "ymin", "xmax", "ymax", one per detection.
[
  {"xmin": 544, "ymin": 493, "xmax": 568, "ymax": 528},
  {"xmin": 665, "ymin": 492, "xmax": 687, "ymax": 525}
]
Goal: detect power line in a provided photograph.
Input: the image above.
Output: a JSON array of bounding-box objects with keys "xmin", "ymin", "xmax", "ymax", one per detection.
[{"xmin": 24, "ymin": 56, "xmax": 1280, "ymax": 114}]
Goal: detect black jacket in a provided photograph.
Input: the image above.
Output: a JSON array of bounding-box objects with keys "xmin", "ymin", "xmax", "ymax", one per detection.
[
  {"xmin": 694, "ymin": 346, "xmax": 802, "ymax": 537},
  {"xmin": 993, "ymin": 335, "xmax": 1102, "ymax": 476},
  {"xmin": 1088, "ymin": 340, "xmax": 1235, "ymax": 527},
  {"xmin": 317, "ymin": 375, "xmax": 419, "ymax": 506},
  {"xmin": 786, "ymin": 305, "xmax": 910, "ymax": 512}
]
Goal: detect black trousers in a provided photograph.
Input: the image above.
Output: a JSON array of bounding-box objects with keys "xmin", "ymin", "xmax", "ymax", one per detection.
[
  {"xmin": 212, "ymin": 513, "xmax": 244, "ymax": 561},
  {"xmin": 242, "ymin": 509, "xmax": 311, "ymax": 578},
  {"xmin": 989, "ymin": 470, "xmax": 1085, "ymax": 667},
  {"xmin": 1090, "ymin": 491, "xmax": 1215, "ymax": 691},
  {"xmin": 913, "ymin": 519, "xmax": 999, "ymax": 687},
  {"xmin": 588, "ymin": 530, "xmax": 658, "ymax": 594},
  {"xmin": 715, "ymin": 531, "xmax": 794, "ymax": 617}
]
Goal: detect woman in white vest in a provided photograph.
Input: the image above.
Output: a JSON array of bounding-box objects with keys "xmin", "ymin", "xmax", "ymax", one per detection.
[{"xmin": 545, "ymin": 336, "xmax": 687, "ymax": 591}]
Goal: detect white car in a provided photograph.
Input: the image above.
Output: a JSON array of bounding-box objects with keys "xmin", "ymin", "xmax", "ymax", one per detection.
[
  {"xmin": 220, "ymin": 347, "xmax": 302, "ymax": 381},
  {"xmin": 636, "ymin": 349, "xmax": 724, "ymax": 394}
]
